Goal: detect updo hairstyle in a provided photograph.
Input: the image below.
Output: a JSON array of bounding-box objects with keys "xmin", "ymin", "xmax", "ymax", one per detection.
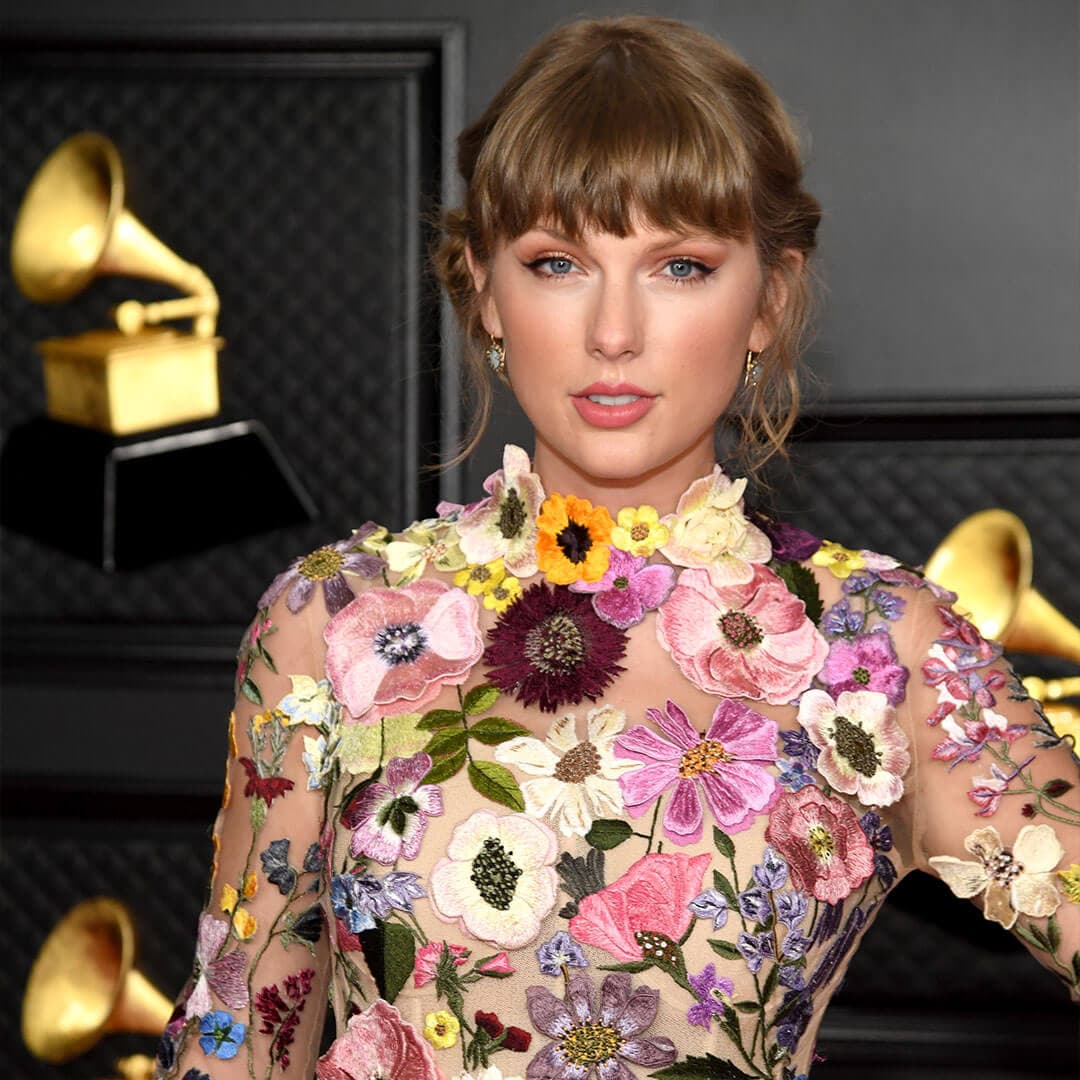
[{"xmin": 433, "ymin": 15, "xmax": 821, "ymax": 473}]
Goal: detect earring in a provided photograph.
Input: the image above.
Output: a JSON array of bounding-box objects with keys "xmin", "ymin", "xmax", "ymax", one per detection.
[
  {"xmin": 744, "ymin": 349, "xmax": 761, "ymax": 389},
  {"xmin": 485, "ymin": 335, "xmax": 506, "ymax": 376}
]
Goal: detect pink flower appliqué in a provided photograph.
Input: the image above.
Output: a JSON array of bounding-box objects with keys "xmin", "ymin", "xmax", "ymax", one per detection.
[
  {"xmin": 569, "ymin": 851, "xmax": 711, "ymax": 962},
  {"xmin": 656, "ymin": 565, "xmax": 828, "ymax": 705},
  {"xmin": 569, "ymin": 546, "xmax": 676, "ymax": 629},
  {"xmin": 342, "ymin": 752, "xmax": 444, "ymax": 863},
  {"xmin": 316, "ymin": 999, "xmax": 439, "ymax": 1080},
  {"xmin": 412, "ymin": 941, "xmax": 469, "ymax": 988},
  {"xmin": 765, "ymin": 787, "xmax": 875, "ymax": 903},
  {"xmin": 616, "ymin": 699, "xmax": 779, "ymax": 843},
  {"xmin": 324, "ymin": 580, "xmax": 482, "ymax": 723},
  {"xmin": 185, "ymin": 912, "xmax": 249, "ymax": 1019},
  {"xmin": 820, "ymin": 632, "xmax": 908, "ymax": 705}
]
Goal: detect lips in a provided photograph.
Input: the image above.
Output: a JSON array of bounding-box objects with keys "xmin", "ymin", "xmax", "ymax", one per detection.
[{"xmin": 571, "ymin": 383, "xmax": 656, "ymax": 429}]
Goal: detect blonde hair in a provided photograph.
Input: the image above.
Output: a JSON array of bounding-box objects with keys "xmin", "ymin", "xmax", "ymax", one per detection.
[{"xmin": 433, "ymin": 15, "xmax": 820, "ymax": 474}]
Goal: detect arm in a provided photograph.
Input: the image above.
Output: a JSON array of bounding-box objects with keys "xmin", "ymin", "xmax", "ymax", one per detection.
[
  {"xmin": 901, "ymin": 590, "xmax": 1080, "ymax": 1000},
  {"xmin": 157, "ymin": 588, "xmax": 337, "ymax": 1079}
]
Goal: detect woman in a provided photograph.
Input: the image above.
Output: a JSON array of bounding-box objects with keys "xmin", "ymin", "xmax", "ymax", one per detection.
[{"xmin": 157, "ymin": 16, "xmax": 1079, "ymax": 1080}]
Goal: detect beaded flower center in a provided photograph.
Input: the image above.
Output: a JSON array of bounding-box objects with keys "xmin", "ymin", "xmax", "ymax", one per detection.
[
  {"xmin": 468, "ymin": 565, "xmax": 493, "ymax": 585},
  {"xmin": 376, "ymin": 794, "xmax": 419, "ymax": 836},
  {"xmin": 497, "ymin": 489, "xmax": 528, "ymax": 538},
  {"xmin": 556, "ymin": 520, "xmax": 593, "ymax": 564},
  {"xmin": 851, "ymin": 665, "xmax": 872, "ymax": 685},
  {"xmin": 719, "ymin": 610, "xmax": 764, "ymax": 649},
  {"xmin": 373, "ymin": 622, "xmax": 428, "ymax": 665},
  {"xmin": 553, "ymin": 740, "xmax": 602, "ymax": 783},
  {"xmin": 524, "ymin": 613, "xmax": 586, "ymax": 674},
  {"xmin": 987, "ymin": 850, "xmax": 1023, "ymax": 887},
  {"xmin": 679, "ymin": 739, "xmax": 732, "ymax": 777},
  {"xmin": 612, "ymin": 576, "xmax": 630, "ymax": 590},
  {"xmin": 561, "ymin": 1022, "xmax": 622, "ymax": 1065},
  {"xmin": 470, "ymin": 837, "xmax": 522, "ymax": 910},
  {"xmin": 807, "ymin": 824, "xmax": 836, "ymax": 861},
  {"xmin": 832, "ymin": 714, "xmax": 881, "ymax": 777},
  {"xmin": 630, "ymin": 523, "xmax": 651, "ymax": 542},
  {"xmin": 299, "ymin": 547, "xmax": 344, "ymax": 581}
]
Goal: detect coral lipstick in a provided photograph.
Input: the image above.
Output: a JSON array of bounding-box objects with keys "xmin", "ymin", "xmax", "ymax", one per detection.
[{"xmin": 571, "ymin": 382, "xmax": 656, "ymax": 429}]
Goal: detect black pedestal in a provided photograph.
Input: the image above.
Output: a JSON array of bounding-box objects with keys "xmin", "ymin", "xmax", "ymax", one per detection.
[{"xmin": 1, "ymin": 417, "xmax": 317, "ymax": 570}]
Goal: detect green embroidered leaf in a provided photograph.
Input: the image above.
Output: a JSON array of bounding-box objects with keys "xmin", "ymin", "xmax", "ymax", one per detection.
[
  {"xmin": 241, "ymin": 676, "xmax": 263, "ymax": 706},
  {"xmin": 250, "ymin": 796, "xmax": 267, "ymax": 832},
  {"xmin": 423, "ymin": 728, "xmax": 468, "ymax": 759},
  {"xmin": 771, "ymin": 559, "xmax": 824, "ymax": 625},
  {"xmin": 586, "ymin": 819, "xmax": 634, "ymax": 850},
  {"xmin": 761, "ymin": 962, "xmax": 779, "ymax": 1002},
  {"xmin": 468, "ymin": 716, "xmax": 531, "ymax": 745},
  {"xmin": 380, "ymin": 920, "xmax": 416, "ymax": 1004},
  {"xmin": 1012, "ymin": 920, "xmax": 1049, "ymax": 953},
  {"xmin": 648, "ymin": 1053, "xmax": 755, "ymax": 1080},
  {"xmin": 468, "ymin": 760, "xmax": 526, "ymax": 811},
  {"xmin": 422, "ymin": 749, "xmax": 467, "ymax": 785},
  {"xmin": 597, "ymin": 960, "xmax": 653, "ymax": 973},
  {"xmin": 464, "ymin": 683, "xmax": 501, "ymax": 715},
  {"xmin": 712, "ymin": 869, "xmax": 737, "ymax": 907},
  {"xmin": 709, "ymin": 938, "xmax": 741, "ymax": 960},
  {"xmin": 1047, "ymin": 914, "xmax": 1062, "ymax": 952},
  {"xmin": 732, "ymin": 1000, "xmax": 759, "ymax": 1014},
  {"xmin": 712, "ymin": 826, "xmax": 735, "ymax": 860},
  {"xmin": 260, "ymin": 645, "xmax": 278, "ymax": 675},
  {"xmin": 418, "ymin": 708, "xmax": 465, "ymax": 731}
]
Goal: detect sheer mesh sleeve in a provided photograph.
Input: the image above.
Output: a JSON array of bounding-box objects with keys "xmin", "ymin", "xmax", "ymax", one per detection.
[
  {"xmin": 157, "ymin": 583, "xmax": 336, "ymax": 1078},
  {"xmin": 900, "ymin": 588, "xmax": 1080, "ymax": 1001}
]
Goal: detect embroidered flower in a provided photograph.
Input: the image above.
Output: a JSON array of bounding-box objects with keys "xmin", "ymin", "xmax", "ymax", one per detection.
[
  {"xmin": 688, "ymin": 889, "xmax": 729, "ymax": 930},
  {"xmin": 412, "ymin": 940, "xmax": 470, "ymax": 988},
  {"xmin": 456, "ymin": 444, "xmax": 545, "ymax": 577},
  {"xmin": 746, "ymin": 510, "xmax": 821, "ymax": 562},
  {"xmin": 477, "ymin": 952, "xmax": 516, "ymax": 976},
  {"xmin": 859, "ymin": 810, "xmax": 897, "ymax": 887},
  {"xmin": 238, "ymin": 755, "xmax": 294, "ymax": 807},
  {"xmin": 484, "ymin": 574, "xmax": 522, "ymax": 613},
  {"xmin": 220, "ymin": 884, "xmax": 257, "ymax": 940},
  {"xmin": 302, "ymin": 729, "xmax": 341, "ymax": 790},
  {"xmin": 569, "ymin": 851, "xmax": 710, "ymax": 962},
  {"xmin": 335, "ymin": 712, "xmax": 427, "ymax": 776},
  {"xmin": 568, "ymin": 546, "xmax": 676, "ymax": 629},
  {"xmin": 342, "ymin": 752, "xmax": 443, "ymax": 863},
  {"xmin": 811, "ymin": 541, "xmax": 865, "ymax": 580},
  {"xmin": 316, "ymin": 1000, "xmax": 439, "ymax": 1080},
  {"xmin": 255, "ymin": 968, "xmax": 315, "ymax": 1070},
  {"xmin": 616, "ymin": 698, "xmax": 779, "ymax": 842},
  {"xmin": 930, "ymin": 825, "xmax": 1065, "ymax": 929},
  {"xmin": 611, "ymin": 504, "xmax": 669, "ymax": 557},
  {"xmin": 185, "ymin": 913, "xmax": 249, "ymax": 1020},
  {"xmin": 525, "ymin": 971, "xmax": 676, "ymax": 1079},
  {"xmin": 493, "ymin": 706, "xmax": 636, "ymax": 836},
  {"xmin": 275, "ymin": 675, "xmax": 339, "ymax": 729},
  {"xmin": 923, "ymin": 637, "xmax": 1010, "ymax": 728},
  {"xmin": 429, "ymin": 809, "xmax": 559, "ymax": 948},
  {"xmin": 455, "ymin": 558, "xmax": 507, "ymax": 596},
  {"xmin": 1057, "ymin": 864, "xmax": 1080, "ymax": 904},
  {"xmin": 765, "ymin": 787, "xmax": 875, "ymax": 903},
  {"xmin": 259, "ymin": 529, "xmax": 383, "ymax": 615},
  {"xmin": 659, "ymin": 467, "xmax": 771, "ymax": 585},
  {"xmin": 821, "ymin": 598, "xmax": 865, "ymax": 638},
  {"xmin": 536, "ymin": 493, "xmax": 613, "ymax": 584},
  {"xmin": 325, "ymin": 580, "xmax": 483, "ymax": 724},
  {"xmin": 820, "ymin": 633, "xmax": 909, "ymax": 705},
  {"xmin": 474, "ymin": 1011, "xmax": 531, "ymax": 1051},
  {"xmin": 798, "ymin": 689, "xmax": 910, "ymax": 806},
  {"xmin": 423, "ymin": 1010, "xmax": 460, "ymax": 1049},
  {"xmin": 686, "ymin": 963, "xmax": 735, "ymax": 1029},
  {"xmin": 536, "ymin": 929, "xmax": 589, "ymax": 975},
  {"xmin": 197, "ymin": 1010, "xmax": 246, "ymax": 1060},
  {"xmin": 483, "ymin": 583, "xmax": 627, "ymax": 713},
  {"xmin": 657, "ymin": 565, "xmax": 828, "ymax": 705},
  {"xmin": 384, "ymin": 519, "xmax": 467, "ymax": 584}
]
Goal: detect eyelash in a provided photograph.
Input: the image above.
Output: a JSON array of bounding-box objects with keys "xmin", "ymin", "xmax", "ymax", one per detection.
[{"xmin": 525, "ymin": 253, "xmax": 716, "ymax": 286}]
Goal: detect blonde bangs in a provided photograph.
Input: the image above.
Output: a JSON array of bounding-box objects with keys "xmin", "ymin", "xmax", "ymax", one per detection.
[{"xmin": 471, "ymin": 49, "xmax": 756, "ymax": 249}]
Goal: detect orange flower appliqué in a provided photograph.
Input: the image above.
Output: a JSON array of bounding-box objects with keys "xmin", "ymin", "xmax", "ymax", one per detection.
[{"xmin": 536, "ymin": 493, "xmax": 613, "ymax": 585}]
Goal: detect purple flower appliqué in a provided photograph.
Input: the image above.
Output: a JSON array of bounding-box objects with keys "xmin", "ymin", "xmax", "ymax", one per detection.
[
  {"xmin": 780, "ymin": 729, "xmax": 820, "ymax": 772},
  {"xmin": 820, "ymin": 632, "xmax": 909, "ymax": 705},
  {"xmin": 777, "ymin": 759, "xmax": 816, "ymax": 792},
  {"xmin": 753, "ymin": 846, "xmax": 789, "ymax": 891},
  {"xmin": 341, "ymin": 752, "xmax": 443, "ymax": 864},
  {"xmin": 737, "ymin": 930, "xmax": 775, "ymax": 974},
  {"xmin": 869, "ymin": 587, "xmax": 906, "ymax": 621},
  {"xmin": 687, "ymin": 963, "xmax": 735, "ymax": 1029},
  {"xmin": 616, "ymin": 698, "xmax": 779, "ymax": 844},
  {"xmin": 821, "ymin": 598, "xmax": 864, "ymax": 638},
  {"xmin": 525, "ymin": 971, "xmax": 676, "ymax": 1079},
  {"xmin": 535, "ymin": 930, "xmax": 588, "ymax": 976},
  {"xmin": 747, "ymin": 511, "xmax": 821, "ymax": 562},
  {"xmin": 738, "ymin": 886, "xmax": 771, "ymax": 923},
  {"xmin": 688, "ymin": 889, "xmax": 729, "ymax": 930},
  {"xmin": 775, "ymin": 890, "xmax": 809, "ymax": 930},
  {"xmin": 568, "ymin": 546, "xmax": 675, "ymax": 630}
]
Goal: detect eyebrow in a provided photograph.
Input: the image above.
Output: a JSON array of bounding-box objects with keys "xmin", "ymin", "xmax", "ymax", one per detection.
[{"xmin": 523, "ymin": 225, "xmax": 729, "ymax": 252}]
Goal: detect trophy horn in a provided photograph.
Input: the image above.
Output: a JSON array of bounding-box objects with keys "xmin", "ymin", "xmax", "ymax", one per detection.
[
  {"xmin": 22, "ymin": 897, "xmax": 174, "ymax": 1064},
  {"xmin": 11, "ymin": 131, "xmax": 218, "ymax": 336}
]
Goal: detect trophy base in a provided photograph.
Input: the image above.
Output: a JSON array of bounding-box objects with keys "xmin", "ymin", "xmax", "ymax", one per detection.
[
  {"xmin": 0, "ymin": 417, "xmax": 317, "ymax": 571},
  {"xmin": 38, "ymin": 327, "xmax": 223, "ymax": 435}
]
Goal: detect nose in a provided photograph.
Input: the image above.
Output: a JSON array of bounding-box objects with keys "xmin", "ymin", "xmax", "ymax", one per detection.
[{"xmin": 586, "ymin": 272, "xmax": 643, "ymax": 363}]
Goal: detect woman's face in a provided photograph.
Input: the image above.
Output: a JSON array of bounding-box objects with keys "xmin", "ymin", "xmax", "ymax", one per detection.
[{"xmin": 473, "ymin": 221, "xmax": 779, "ymax": 509}]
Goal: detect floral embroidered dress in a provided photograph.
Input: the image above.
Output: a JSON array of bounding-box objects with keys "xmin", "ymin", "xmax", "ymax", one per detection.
[{"xmin": 158, "ymin": 445, "xmax": 1080, "ymax": 1080}]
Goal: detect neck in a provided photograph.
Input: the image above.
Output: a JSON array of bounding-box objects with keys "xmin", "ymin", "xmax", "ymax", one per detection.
[{"xmin": 530, "ymin": 435, "xmax": 719, "ymax": 515}]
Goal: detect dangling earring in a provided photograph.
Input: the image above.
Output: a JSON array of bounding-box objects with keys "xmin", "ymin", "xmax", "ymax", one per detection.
[
  {"xmin": 485, "ymin": 335, "xmax": 506, "ymax": 376},
  {"xmin": 744, "ymin": 349, "xmax": 761, "ymax": 389}
]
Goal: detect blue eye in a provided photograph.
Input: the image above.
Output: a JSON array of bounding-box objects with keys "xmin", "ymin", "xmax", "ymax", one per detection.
[
  {"xmin": 669, "ymin": 259, "xmax": 695, "ymax": 278},
  {"xmin": 547, "ymin": 257, "xmax": 574, "ymax": 275}
]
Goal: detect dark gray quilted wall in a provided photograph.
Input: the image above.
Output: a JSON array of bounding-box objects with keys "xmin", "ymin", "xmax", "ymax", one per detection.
[{"xmin": 1, "ymin": 38, "xmax": 444, "ymax": 626}]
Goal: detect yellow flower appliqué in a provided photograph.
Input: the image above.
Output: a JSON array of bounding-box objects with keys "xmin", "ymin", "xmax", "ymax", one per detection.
[
  {"xmin": 423, "ymin": 1009, "xmax": 460, "ymax": 1049},
  {"xmin": 811, "ymin": 541, "xmax": 866, "ymax": 580},
  {"xmin": 484, "ymin": 574, "xmax": 522, "ymax": 613},
  {"xmin": 611, "ymin": 505, "xmax": 669, "ymax": 557}
]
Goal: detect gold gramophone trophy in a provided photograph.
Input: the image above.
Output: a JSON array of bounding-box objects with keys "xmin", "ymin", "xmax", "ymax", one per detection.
[
  {"xmin": 2, "ymin": 131, "xmax": 315, "ymax": 569},
  {"xmin": 12, "ymin": 131, "xmax": 223, "ymax": 434}
]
